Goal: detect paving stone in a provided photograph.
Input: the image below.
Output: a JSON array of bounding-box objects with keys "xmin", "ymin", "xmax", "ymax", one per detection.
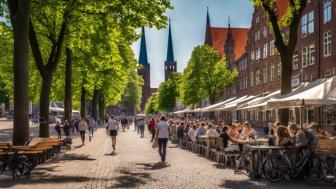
[{"xmin": 0, "ymin": 123, "xmax": 334, "ymax": 189}]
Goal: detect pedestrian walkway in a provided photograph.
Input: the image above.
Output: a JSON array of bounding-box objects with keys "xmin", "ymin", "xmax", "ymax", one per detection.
[{"xmin": 0, "ymin": 126, "xmax": 334, "ymax": 189}]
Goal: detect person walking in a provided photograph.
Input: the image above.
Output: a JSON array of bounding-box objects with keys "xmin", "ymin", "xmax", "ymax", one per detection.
[
  {"xmin": 55, "ymin": 121, "xmax": 62, "ymax": 139},
  {"xmin": 107, "ymin": 116, "xmax": 119, "ymax": 153},
  {"xmin": 63, "ymin": 120, "xmax": 70, "ymax": 137},
  {"xmin": 155, "ymin": 116, "xmax": 170, "ymax": 163},
  {"xmin": 138, "ymin": 119, "xmax": 145, "ymax": 138},
  {"xmin": 78, "ymin": 118, "xmax": 87, "ymax": 144},
  {"xmin": 149, "ymin": 118, "xmax": 157, "ymax": 142},
  {"xmin": 88, "ymin": 116, "xmax": 96, "ymax": 138}
]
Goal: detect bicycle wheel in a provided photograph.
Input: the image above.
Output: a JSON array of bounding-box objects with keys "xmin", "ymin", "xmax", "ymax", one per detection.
[
  {"xmin": 262, "ymin": 155, "xmax": 288, "ymax": 182},
  {"xmin": 12, "ymin": 161, "xmax": 31, "ymax": 179}
]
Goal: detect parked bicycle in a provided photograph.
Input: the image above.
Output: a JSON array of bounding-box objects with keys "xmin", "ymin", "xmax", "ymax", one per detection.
[
  {"xmin": 309, "ymin": 150, "xmax": 335, "ymax": 183},
  {"xmin": 0, "ymin": 144, "xmax": 31, "ymax": 180},
  {"xmin": 261, "ymin": 146, "xmax": 312, "ymax": 182}
]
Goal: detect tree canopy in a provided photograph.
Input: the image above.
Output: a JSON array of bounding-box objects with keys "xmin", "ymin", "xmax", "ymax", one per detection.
[
  {"xmin": 179, "ymin": 45, "xmax": 238, "ymax": 105},
  {"xmin": 157, "ymin": 73, "xmax": 181, "ymax": 112}
]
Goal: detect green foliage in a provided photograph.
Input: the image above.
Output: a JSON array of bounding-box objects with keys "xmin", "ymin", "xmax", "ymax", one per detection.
[
  {"xmin": 157, "ymin": 73, "xmax": 181, "ymax": 112},
  {"xmin": 145, "ymin": 93, "xmax": 158, "ymax": 115},
  {"xmin": 121, "ymin": 69, "xmax": 144, "ymax": 111},
  {"xmin": 180, "ymin": 45, "xmax": 237, "ymax": 105}
]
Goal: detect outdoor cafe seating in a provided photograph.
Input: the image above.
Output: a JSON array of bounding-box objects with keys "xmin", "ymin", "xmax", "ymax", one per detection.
[
  {"xmin": 0, "ymin": 138, "xmax": 67, "ymax": 170},
  {"xmin": 169, "ymin": 129, "xmax": 336, "ymax": 183}
]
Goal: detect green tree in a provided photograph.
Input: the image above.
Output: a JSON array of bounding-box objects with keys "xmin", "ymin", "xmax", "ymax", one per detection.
[
  {"xmin": 145, "ymin": 93, "xmax": 158, "ymax": 115},
  {"xmin": 252, "ymin": 0, "xmax": 307, "ymax": 125},
  {"xmin": 121, "ymin": 69, "xmax": 144, "ymax": 116},
  {"xmin": 157, "ymin": 73, "xmax": 181, "ymax": 112},
  {"xmin": 180, "ymin": 45, "xmax": 237, "ymax": 106},
  {"xmin": 7, "ymin": 0, "xmax": 32, "ymax": 145},
  {"xmin": 27, "ymin": 0, "xmax": 172, "ymax": 137}
]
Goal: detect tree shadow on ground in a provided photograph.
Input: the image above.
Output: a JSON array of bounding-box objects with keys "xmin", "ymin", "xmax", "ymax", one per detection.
[
  {"xmin": 135, "ymin": 163, "xmax": 170, "ymax": 170},
  {"xmin": 219, "ymin": 179, "xmax": 335, "ymax": 189},
  {"xmin": 42, "ymin": 153, "xmax": 96, "ymax": 165},
  {"xmin": 0, "ymin": 171, "xmax": 106, "ymax": 188},
  {"xmin": 105, "ymin": 152, "xmax": 118, "ymax": 156},
  {"xmin": 108, "ymin": 167, "xmax": 156, "ymax": 188}
]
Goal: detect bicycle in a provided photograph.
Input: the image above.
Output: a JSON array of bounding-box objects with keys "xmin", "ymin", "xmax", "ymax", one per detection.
[
  {"xmin": 261, "ymin": 146, "xmax": 312, "ymax": 182},
  {"xmin": 309, "ymin": 150, "xmax": 335, "ymax": 182},
  {"xmin": 0, "ymin": 144, "xmax": 31, "ymax": 180}
]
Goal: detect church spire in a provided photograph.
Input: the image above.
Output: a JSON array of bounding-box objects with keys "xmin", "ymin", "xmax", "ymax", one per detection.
[
  {"xmin": 166, "ymin": 19, "xmax": 174, "ymax": 62},
  {"xmin": 204, "ymin": 7, "xmax": 212, "ymax": 46},
  {"xmin": 138, "ymin": 27, "xmax": 149, "ymax": 67}
]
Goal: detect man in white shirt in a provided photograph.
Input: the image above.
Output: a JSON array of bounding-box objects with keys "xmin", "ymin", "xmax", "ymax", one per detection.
[
  {"xmin": 206, "ymin": 124, "xmax": 219, "ymax": 137},
  {"xmin": 188, "ymin": 125, "xmax": 197, "ymax": 142},
  {"xmin": 156, "ymin": 116, "xmax": 170, "ymax": 163}
]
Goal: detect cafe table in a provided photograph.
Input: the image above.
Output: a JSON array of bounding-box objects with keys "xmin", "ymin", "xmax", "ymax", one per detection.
[{"xmin": 247, "ymin": 145, "xmax": 285, "ymax": 179}]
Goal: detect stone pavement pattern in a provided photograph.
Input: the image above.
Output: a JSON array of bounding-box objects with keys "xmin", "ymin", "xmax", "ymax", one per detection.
[{"xmin": 0, "ymin": 124, "xmax": 335, "ymax": 189}]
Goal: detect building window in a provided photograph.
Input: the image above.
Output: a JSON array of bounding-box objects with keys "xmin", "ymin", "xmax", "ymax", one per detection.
[
  {"xmin": 301, "ymin": 11, "xmax": 314, "ymax": 37},
  {"xmin": 293, "ymin": 51, "xmax": 299, "ymax": 70},
  {"xmin": 324, "ymin": 31, "xmax": 332, "ymax": 57},
  {"xmin": 270, "ymin": 64, "xmax": 275, "ymax": 81},
  {"xmin": 256, "ymin": 16, "xmax": 260, "ymax": 23},
  {"xmin": 255, "ymin": 30, "xmax": 260, "ymax": 41},
  {"xmin": 324, "ymin": 0, "xmax": 332, "ymax": 23},
  {"xmin": 256, "ymin": 48, "xmax": 261, "ymax": 60},
  {"xmin": 263, "ymin": 27, "xmax": 268, "ymax": 38},
  {"xmin": 270, "ymin": 40, "xmax": 276, "ymax": 56},
  {"xmin": 250, "ymin": 50, "xmax": 254, "ymax": 60},
  {"xmin": 250, "ymin": 72, "xmax": 254, "ymax": 87},
  {"xmin": 263, "ymin": 43, "xmax": 268, "ymax": 59},
  {"xmin": 302, "ymin": 45, "xmax": 315, "ymax": 67},
  {"xmin": 263, "ymin": 66, "xmax": 267, "ymax": 84},
  {"xmin": 256, "ymin": 69, "xmax": 261, "ymax": 86}
]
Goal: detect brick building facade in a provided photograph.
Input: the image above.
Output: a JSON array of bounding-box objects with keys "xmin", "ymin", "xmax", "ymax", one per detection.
[{"xmin": 203, "ymin": 1, "xmax": 336, "ymax": 125}]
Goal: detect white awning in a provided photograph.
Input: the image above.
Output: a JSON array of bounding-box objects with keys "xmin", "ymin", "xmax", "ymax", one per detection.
[
  {"xmin": 199, "ymin": 97, "xmax": 237, "ymax": 112},
  {"xmin": 213, "ymin": 95, "xmax": 257, "ymax": 111},
  {"xmin": 238, "ymin": 90, "xmax": 280, "ymax": 110},
  {"xmin": 173, "ymin": 105, "xmax": 192, "ymax": 114},
  {"xmin": 49, "ymin": 107, "xmax": 80, "ymax": 113},
  {"xmin": 267, "ymin": 76, "xmax": 336, "ymax": 108}
]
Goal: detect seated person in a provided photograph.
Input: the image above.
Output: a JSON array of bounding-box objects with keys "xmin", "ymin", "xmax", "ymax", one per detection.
[
  {"xmin": 240, "ymin": 122, "xmax": 257, "ymax": 140},
  {"xmin": 196, "ymin": 122, "xmax": 206, "ymax": 136},
  {"xmin": 276, "ymin": 126, "xmax": 293, "ymax": 146},
  {"xmin": 206, "ymin": 124, "xmax": 219, "ymax": 137},
  {"xmin": 188, "ymin": 125, "xmax": 197, "ymax": 142},
  {"xmin": 288, "ymin": 123, "xmax": 308, "ymax": 147},
  {"xmin": 268, "ymin": 125, "xmax": 276, "ymax": 146},
  {"xmin": 220, "ymin": 126, "xmax": 239, "ymax": 152}
]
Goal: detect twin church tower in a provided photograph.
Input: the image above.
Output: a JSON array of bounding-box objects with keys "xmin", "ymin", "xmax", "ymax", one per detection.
[{"xmin": 138, "ymin": 20, "xmax": 177, "ymax": 110}]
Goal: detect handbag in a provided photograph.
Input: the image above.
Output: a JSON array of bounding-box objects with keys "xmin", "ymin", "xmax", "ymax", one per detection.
[{"xmin": 152, "ymin": 138, "xmax": 158, "ymax": 148}]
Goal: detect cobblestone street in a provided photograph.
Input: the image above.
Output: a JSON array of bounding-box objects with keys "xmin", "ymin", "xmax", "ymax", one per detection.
[{"xmin": 0, "ymin": 123, "xmax": 334, "ymax": 189}]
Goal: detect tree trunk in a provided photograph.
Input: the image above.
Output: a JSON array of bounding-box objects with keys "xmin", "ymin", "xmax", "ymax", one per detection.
[
  {"xmin": 39, "ymin": 75, "xmax": 52, "ymax": 137},
  {"xmin": 91, "ymin": 88, "xmax": 98, "ymax": 120},
  {"xmin": 80, "ymin": 86, "xmax": 86, "ymax": 118},
  {"xmin": 64, "ymin": 47, "xmax": 72, "ymax": 123},
  {"xmin": 98, "ymin": 93, "xmax": 105, "ymax": 122},
  {"xmin": 279, "ymin": 52, "xmax": 293, "ymax": 126},
  {"xmin": 209, "ymin": 98, "xmax": 216, "ymax": 120},
  {"xmin": 8, "ymin": 0, "xmax": 32, "ymax": 145}
]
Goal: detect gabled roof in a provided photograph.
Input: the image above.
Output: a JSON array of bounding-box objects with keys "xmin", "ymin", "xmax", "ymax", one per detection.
[{"xmin": 210, "ymin": 27, "xmax": 249, "ymax": 60}]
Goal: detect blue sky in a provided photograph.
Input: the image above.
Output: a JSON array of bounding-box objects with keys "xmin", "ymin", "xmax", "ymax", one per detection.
[{"xmin": 132, "ymin": 0, "xmax": 254, "ymax": 88}]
